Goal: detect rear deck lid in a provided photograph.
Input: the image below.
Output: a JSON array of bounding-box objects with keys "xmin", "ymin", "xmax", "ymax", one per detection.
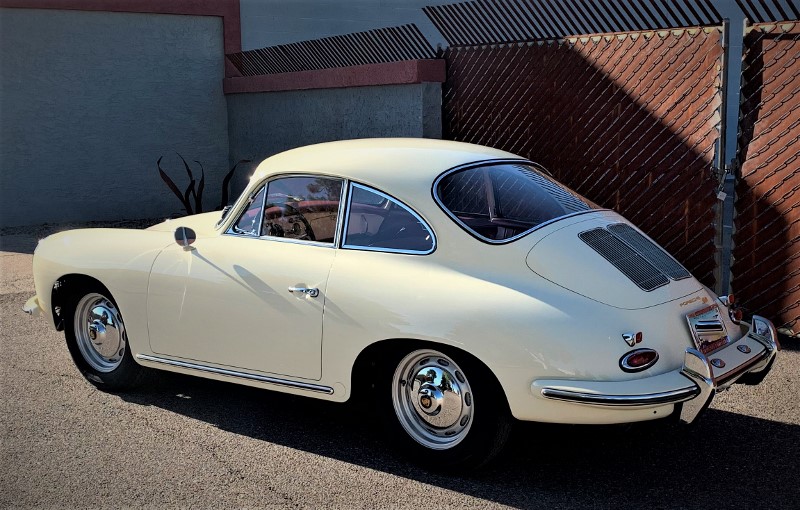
[{"xmin": 526, "ymin": 213, "xmax": 702, "ymax": 309}]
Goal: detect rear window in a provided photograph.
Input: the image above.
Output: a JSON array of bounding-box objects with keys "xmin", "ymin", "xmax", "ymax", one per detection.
[{"xmin": 436, "ymin": 163, "xmax": 598, "ymax": 242}]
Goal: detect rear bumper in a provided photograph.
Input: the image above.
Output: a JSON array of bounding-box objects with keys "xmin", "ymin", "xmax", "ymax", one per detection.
[{"xmin": 534, "ymin": 315, "xmax": 779, "ymax": 424}]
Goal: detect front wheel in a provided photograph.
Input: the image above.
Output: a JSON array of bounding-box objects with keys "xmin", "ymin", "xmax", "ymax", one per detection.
[
  {"xmin": 387, "ymin": 348, "xmax": 512, "ymax": 469},
  {"xmin": 65, "ymin": 288, "xmax": 145, "ymax": 391}
]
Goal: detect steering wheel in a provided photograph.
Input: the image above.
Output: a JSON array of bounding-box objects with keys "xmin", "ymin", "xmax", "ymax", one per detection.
[{"xmin": 280, "ymin": 203, "xmax": 316, "ymax": 241}]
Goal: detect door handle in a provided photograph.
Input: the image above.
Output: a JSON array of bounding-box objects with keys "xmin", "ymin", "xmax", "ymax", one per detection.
[{"xmin": 288, "ymin": 286, "xmax": 319, "ymax": 298}]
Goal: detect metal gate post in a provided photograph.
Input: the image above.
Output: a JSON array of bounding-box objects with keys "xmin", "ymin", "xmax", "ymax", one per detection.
[{"xmin": 716, "ymin": 18, "xmax": 740, "ymax": 296}]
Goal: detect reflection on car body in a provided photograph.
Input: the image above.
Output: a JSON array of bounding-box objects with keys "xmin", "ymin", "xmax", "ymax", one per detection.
[{"xmin": 24, "ymin": 138, "xmax": 780, "ymax": 468}]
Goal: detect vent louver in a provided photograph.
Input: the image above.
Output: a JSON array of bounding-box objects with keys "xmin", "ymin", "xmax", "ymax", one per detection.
[
  {"xmin": 579, "ymin": 224, "xmax": 691, "ymax": 292},
  {"xmin": 607, "ymin": 224, "xmax": 691, "ymax": 281}
]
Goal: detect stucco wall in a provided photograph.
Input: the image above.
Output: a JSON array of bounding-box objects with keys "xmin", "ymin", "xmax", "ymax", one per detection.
[
  {"xmin": 226, "ymin": 82, "xmax": 441, "ymax": 194},
  {"xmin": 0, "ymin": 8, "xmax": 230, "ymax": 227}
]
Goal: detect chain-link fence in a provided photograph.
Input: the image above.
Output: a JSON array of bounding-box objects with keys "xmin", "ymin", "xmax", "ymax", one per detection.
[
  {"xmin": 443, "ymin": 27, "xmax": 724, "ymax": 286},
  {"xmin": 735, "ymin": 20, "xmax": 800, "ymax": 334}
]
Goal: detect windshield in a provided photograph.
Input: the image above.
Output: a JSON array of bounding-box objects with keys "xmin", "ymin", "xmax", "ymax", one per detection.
[{"xmin": 436, "ymin": 163, "xmax": 599, "ymax": 243}]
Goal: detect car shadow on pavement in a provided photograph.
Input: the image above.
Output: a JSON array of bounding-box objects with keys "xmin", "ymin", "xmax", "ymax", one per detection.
[{"xmin": 120, "ymin": 371, "xmax": 800, "ymax": 509}]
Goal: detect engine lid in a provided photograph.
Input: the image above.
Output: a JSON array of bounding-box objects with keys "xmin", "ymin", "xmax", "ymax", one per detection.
[{"xmin": 525, "ymin": 213, "xmax": 702, "ymax": 310}]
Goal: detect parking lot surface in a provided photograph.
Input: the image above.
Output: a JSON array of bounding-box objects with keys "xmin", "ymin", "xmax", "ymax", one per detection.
[{"xmin": 1, "ymin": 223, "xmax": 798, "ymax": 509}]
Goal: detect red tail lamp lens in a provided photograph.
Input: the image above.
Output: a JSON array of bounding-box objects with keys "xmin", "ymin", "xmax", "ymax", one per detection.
[
  {"xmin": 620, "ymin": 349, "xmax": 659, "ymax": 372},
  {"xmin": 635, "ymin": 332, "xmax": 643, "ymax": 344},
  {"xmin": 727, "ymin": 294, "xmax": 736, "ymax": 306},
  {"xmin": 730, "ymin": 308, "xmax": 743, "ymax": 323}
]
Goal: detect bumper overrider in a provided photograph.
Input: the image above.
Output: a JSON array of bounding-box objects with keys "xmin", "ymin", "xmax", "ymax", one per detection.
[{"xmin": 535, "ymin": 316, "xmax": 780, "ymax": 424}]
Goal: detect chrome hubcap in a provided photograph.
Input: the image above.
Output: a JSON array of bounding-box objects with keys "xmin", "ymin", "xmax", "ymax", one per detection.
[
  {"xmin": 74, "ymin": 293, "xmax": 126, "ymax": 372},
  {"xmin": 392, "ymin": 350, "xmax": 473, "ymax": 450}
]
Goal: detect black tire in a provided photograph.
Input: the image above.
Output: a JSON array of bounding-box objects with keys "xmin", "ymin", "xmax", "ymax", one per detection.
[
  {"xmin": 379, "ymin": 345, "xmax": 512, "ymax": 470},
  {"xmin": 64, "ymin": 284, "xmax": 146, "ymax": 392}
]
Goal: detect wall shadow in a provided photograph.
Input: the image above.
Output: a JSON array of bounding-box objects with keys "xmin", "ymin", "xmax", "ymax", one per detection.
[
  {"xmin": 120, "ymin": 371, "xmax": 800, "ymax": 508},
  {"xmin": 733, "ymin": 26, "xmax": 800, "ymax": 334},
  {"xmin": 443, "ymin": 25, "xmax": 798, "ymax": 331},
  {"xmin": 444, "ymin": 29, "xmax": 724, "ymax": 290}
]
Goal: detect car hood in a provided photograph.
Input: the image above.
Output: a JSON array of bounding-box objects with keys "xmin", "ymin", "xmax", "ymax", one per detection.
[
  {"xmin": 525, "ymin": 212, "xmax": 702, "ymax": 310},
  {"xmin": 146, "ymin": 211, "xmax": 222, "ymax": 237}
]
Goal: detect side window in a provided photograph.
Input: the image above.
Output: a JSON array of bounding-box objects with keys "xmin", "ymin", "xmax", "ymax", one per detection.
[
  {"xmin": 343, "ymin": 184, "xmax": 435, "ymax": 254},
  {"xmin": 262, "ymin": 176, "xmax": 343, "ymax": 243},
  {"xmin": 231, "ymin": 186, "xmax": 266, "ymax": 236}
]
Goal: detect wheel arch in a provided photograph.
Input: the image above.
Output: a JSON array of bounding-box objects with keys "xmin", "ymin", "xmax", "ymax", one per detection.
[
  {"xmin": 349, "ymin": 338, "xmax": 512, "ymax": 412},
  {"xmin": 50, "ymin": 274, "xmax": 111, "ymax": 331}
]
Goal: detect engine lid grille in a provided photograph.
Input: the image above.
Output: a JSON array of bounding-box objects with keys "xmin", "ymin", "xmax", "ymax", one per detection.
[
  {"xmin": 607, "ymin": 223, "xmax": 691, "ymax": 280},
  {"xmin": 579, "ymin": 224, "xmax": 690, "ymax": 292}
]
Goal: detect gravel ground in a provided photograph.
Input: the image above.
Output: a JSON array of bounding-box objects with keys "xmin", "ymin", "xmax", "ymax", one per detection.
[{"xmin": 1, "ymin": 221, "xmax": 798, "ymax": 509}]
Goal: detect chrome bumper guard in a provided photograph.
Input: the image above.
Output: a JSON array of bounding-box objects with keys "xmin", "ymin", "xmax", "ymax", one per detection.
[
  {"xmin": 22, "ymin": 296, "xmax": 41, "ymax": 318},
  {"xmin": 539, "ymin": 315, "xmax": 780, "ymax": 424}
]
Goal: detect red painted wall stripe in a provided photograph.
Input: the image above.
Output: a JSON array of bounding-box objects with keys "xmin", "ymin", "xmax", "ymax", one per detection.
[
  {"xmin": 0, "ymin": 0, "xmax": 241, "ymax": 54},
  {"xmin": 223, "ymin": 59, "xmax": 446, "ymax": 94}
]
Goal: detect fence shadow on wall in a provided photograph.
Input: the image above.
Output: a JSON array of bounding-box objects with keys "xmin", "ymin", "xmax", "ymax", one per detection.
[
  {"xmin": 734, "ymin": 23, "xmax": 800, "ymax": 333},
  {"xmin": 443, "ymin": 28, "xmax": 724, "ymax": 288}
]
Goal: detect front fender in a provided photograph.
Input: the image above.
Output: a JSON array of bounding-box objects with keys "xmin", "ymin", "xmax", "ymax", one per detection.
[{"xmin": 33, "ymin": 228, "xmax": 174, "ymax": 353}]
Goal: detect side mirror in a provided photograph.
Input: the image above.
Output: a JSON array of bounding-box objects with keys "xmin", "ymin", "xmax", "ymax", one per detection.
[{"xmin": 174, "ymin": 227, "xmax": 196, "ymax": 250}]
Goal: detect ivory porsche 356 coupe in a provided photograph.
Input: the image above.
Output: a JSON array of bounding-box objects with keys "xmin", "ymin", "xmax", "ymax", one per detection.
[{"xmin": 25, "ymin": 139, "xmax": 779, "ymax": 467}]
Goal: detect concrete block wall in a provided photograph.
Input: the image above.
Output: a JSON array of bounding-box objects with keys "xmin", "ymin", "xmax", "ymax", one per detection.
[
  {"xmin": 0, "ymin": 8, "xmax": 231, "ymax": 226},
  {"xmin": 226, "ymin": 82, "xmax": 442, "ymax": 195},
  {"xmin": 0, "ymin": 2, "xmax": 445, "ymax": 227}
]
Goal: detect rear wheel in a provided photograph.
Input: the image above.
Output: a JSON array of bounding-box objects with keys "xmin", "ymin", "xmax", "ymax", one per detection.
[
  {"xmin": 65, "ymin": 287, "xmax": 145, "ymax": 391},
  {"xmin": 386, "ymin": 347, "xmax": 512, "ymax": 469}
]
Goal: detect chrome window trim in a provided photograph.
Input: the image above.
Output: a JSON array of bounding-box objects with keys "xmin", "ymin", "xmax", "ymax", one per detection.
[
  {"xmin": 225, "ymin": 185, "xmax": 266, "ymax": 238},
  {"xmin": 256, "ymin": 236, "xmax": 336, "ymax": 249},
  {"xmin": 432, "ymin": 159, "xmax": 603, "ymax": 245},
  {"xmin": 333, "ymin": 179, "xmax": 349, "ymax": 248},
  {"xmin": 221, "ymin": 173, "xmax": 346, "ymax": 247},
  {"xmin": 341, "ymin": 182, "xmax": 437, "ymax": 255},
  {"xmin": 136, "ymin": 354, "xmax": 334, "ymax": 394}
]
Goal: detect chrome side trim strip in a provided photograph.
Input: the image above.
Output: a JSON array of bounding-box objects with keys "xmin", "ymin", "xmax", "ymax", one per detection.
[
  {"xmin": 540, "ymin": 386, "xmax": 699, "ymax": 406},
  {"xmin": 136, "ymin": 354, "xmax": 334, "ymax": 394}
]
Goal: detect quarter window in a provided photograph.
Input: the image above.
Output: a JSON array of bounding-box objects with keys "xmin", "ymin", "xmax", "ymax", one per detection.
[{"xmin": 343, "ymin": 184, "xmax": 435, "ymax": 254}]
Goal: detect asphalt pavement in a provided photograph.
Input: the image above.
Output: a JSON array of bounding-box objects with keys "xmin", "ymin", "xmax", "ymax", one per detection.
[{"xmin": 1, "ymin": 222, "xmax": 798, "ymax": 509}]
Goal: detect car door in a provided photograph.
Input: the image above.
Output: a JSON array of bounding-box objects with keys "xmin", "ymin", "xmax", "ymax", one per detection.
[{"xmin": 146, "ymin": 175, "xmax": 343, "ymax": 380}]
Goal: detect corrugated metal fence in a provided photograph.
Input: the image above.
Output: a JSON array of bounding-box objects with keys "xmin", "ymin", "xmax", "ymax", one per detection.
[{"xmin": 735, "ymin": 20, "xmax": 800, "ymax": 333}]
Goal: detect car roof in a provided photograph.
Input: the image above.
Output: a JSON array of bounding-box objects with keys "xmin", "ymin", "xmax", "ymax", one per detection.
[{"xmin": 250, "ymin": 138, "xmax": 526, "ymax": 191}]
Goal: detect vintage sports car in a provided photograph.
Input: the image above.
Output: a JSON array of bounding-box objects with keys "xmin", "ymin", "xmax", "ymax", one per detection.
[{"xmin": 24, "ymin": 139, "xmax": 780, "ymax": 467}]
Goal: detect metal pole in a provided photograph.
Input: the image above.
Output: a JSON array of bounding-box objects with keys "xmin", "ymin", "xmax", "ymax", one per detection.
[
  {"xmin": 716, "ymin": 18, "xmax": 733, "ymax": 296},
  {"xmin": 717, "ymin": 16, "xmax": 746, "ymax": 296}
]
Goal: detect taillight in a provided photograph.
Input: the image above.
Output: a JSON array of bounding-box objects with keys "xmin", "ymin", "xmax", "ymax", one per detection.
[
  {"xmin": 720, "ymin": 293, "xmax": 742, "ymax": 323},
  {"xmin": 620, "ymin": 349, "xmax": 659, "ymax": 372}
]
